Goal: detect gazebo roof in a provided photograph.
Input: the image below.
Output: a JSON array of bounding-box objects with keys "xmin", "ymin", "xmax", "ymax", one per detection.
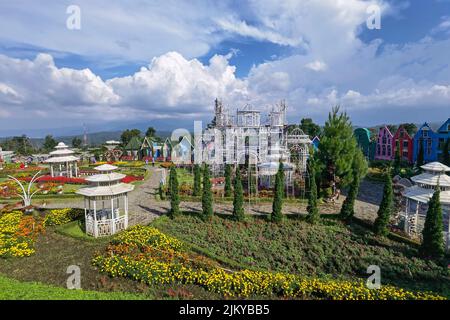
[
  {"xmin": 85, "ymin": 173, "xmax": 125, "ymax": 183},
  {"xmin": 94, "ymin": 164, "xmax": 118, "ymax": 172},
  {"xmin": 45, "ymin": 155, "xmax": 79, "ymax": 163},
  {"xmin": 76, "ymin": 183, "xmax": 134, "ymax": 197},
  {"xmin": 420, "ymin": 162, "xmax": 450, "ymax": 173},
  {"xmin": 411, "ymin": 172, "xmax": 450, "ymax": 187},
  {"xmin": 49, "ymin": 148, "xmax": 74, "ymax": 156},
  {"xmin": 55, "ymin": 142, "xmax": 69, "ymax": 149},
  {"xmin": 404, "ymin": 185, "xmax": 450, "ymax": 204}
]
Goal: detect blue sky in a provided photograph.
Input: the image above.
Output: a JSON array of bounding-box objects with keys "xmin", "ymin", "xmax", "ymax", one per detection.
[{"xmin": 0, "ymin": 0, "xmax": 449, "ymax": 137}]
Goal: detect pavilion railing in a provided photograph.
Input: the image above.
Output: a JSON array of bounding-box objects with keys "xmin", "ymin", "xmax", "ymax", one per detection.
[{"xmin": 85, "ymin": 214, "xmax": 128, "ymax": 238}]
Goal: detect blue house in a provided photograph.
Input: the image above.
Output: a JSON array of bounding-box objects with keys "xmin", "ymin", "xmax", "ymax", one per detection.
[
  {"xmin": 412, "ymin": 123, "xmax": 439, "ymax": 163},
  {"xmin": 311, "ymin": 136, "xmax": 320, "ymax": 152},
  {"xmin": 437, "ymin": 118, "xmax": 450, "ymax": 162}
]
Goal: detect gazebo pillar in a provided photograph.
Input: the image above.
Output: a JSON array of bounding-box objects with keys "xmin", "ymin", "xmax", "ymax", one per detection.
[
  {"xmin": 93, "ymin": 200, "xmax": 98, "ymax": 237},
  {"xmin": 74, "ymin": 162, "xmax": 78, "ymax": 177},
  {"xmin": 124, "ymin": 194, "xmax": 129, "ymax": 228},
  {"xmin": 50, "ymin": 165, "xmax": 54, "ymax": 177},
  {"xmin": 111, "ymin": 197, "xmax": 115, "ymax": 234}
]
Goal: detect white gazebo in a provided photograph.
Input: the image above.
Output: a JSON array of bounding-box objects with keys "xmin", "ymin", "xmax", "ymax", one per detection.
[
  {"xmin": 45, "ymin": 142, "xmax": 80, "ymax": 177},
  {"xmin": 76, "ymin": 164, "xmax": 134, "ymax": 237},
  {"xmin": 401, "ymin": 162, "xmax": 450, "ymax": 250}
]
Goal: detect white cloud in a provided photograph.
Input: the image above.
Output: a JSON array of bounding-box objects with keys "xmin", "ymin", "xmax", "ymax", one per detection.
[{"xmin": 305, "ymin": 60, "xmax": 327, "ymax": 71}]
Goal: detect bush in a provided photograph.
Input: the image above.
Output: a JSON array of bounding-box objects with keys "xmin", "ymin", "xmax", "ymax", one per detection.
[{"xmin": 43, "ymin": 208, "xmax": 83, "ymax": 226}]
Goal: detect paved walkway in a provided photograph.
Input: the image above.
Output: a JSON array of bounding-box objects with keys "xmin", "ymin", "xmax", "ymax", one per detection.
[{"xmin": 40, "ymin": 166, "xmax": 382, "ymax": 226}]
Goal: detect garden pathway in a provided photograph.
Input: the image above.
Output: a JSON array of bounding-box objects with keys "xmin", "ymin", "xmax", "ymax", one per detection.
[{"xmin": 40, "ymin": 166, "xmax": 382, "ymax": 226}]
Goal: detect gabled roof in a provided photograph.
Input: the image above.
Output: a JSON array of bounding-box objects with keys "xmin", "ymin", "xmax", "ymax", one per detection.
[
  {"xmin": 354, "ymin": 128, "xmax": 371, "ymax": 141},
  {"xmin": 140, "ymin": 136, "xmax": 153, "ymax": 149},
  {"xmin": 379, "ymin": 125, "xmax": 393, "ymax": 137},
  {"xmin": 437, "ymin": 118, "xmax": 450, "ymax": 133},
  {"xmin": 124, "ymin": 136, "xmax": 142, "ymax": 150},
  {"xmin": 393, "ymin": 125, "xmax": 412, "ymax": 139}
]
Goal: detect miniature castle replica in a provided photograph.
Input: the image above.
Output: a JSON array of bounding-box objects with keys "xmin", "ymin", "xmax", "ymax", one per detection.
[
  {"xmin": 76, "ymin": 164, "xmax": 134, "ymax": 237},
  {"xmin": 44, "ymin": 142, "xmax": 80, "ymax": 177},
  {"xmin": 199, "ymin": 99, "xmax": 311, "ymax": 196},
  {"xmin": 401, "ymin": 161, "xmax": 450, "ymax": 250}
]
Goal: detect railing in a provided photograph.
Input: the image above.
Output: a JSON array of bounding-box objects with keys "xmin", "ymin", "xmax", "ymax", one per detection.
[{"xmin": 85, "ymin": 215, "xmax": 128, "ymax": 238}]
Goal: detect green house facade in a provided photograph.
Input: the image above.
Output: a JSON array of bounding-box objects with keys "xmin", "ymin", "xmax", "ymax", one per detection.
[{"xmin": 354, "ymin": 128, "xmax": 376, "ymax": 160}]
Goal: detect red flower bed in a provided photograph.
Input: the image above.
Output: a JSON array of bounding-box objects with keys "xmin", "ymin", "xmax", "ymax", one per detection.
[
  {"xmin": 19, "ymin": 175, "xmax": 87, "ymax": 184},
  {"xmin": 142, "ymin": 156, "xmax": 153, "ymax": 161},
  {"xmin": 121, "ymin": 175, "xmax": 144, "ymax": 183},
  {"xmin": 121, "ymin": 155, "xmax": 134, "ymax": 161}
]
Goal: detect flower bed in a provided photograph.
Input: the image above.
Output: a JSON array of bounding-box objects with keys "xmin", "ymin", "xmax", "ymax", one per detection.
[
  {"xmin": 19, "ymin": 176, "xmax": 87, "ymax": 185},
  {"xmin": 93, "ymin": 226, "xmax": 445, "ymax": 300},
  {"xmin": 121, "ymin": 175, "xmax": 144, "ymax": 184},
  {"xmin": 0, "ymin": 211, "xmax": 44, "ymax": 257},
  {"xmin": 43, "ymin": 208, "xmax": 84, "ymax": 227}
]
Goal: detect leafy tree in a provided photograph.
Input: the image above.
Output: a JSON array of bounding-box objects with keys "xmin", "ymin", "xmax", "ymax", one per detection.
[
  {"xmin": 168, "ymin": 166, "xmax": 180, "ymax": 218},
  {"xmin": 224, "ymin": 164, "xmax": 232, "ymax": 197},
  {"xmin": 400, "ymin": 123, "xmax": 418, "ymax": 136},
  {"xmin": 443, "ymin": 138, "xmax": 450, "ymax": 166},
  {"xmin": 271, "ymin": 162, "xmax": 284, "ymax": 223},
  {"xmin": 72, "ymin": 137, "xmax": 82, "ymax": 148},
  {"xmin": 316, "ymin": 106, "xmax": 359, "ymax": 194},
  {"xmin": 120, "ymin": 129, "xmax": 141, "ymax": 146},
  {"xmin": 300, "ymin": 118, "xmax": 321, "ymax": 138},
  {"xmin": 416, "ymin": 139, "xmax": 424, "ymax": 169},
  {"xmin": 145, "ymin": 127, "xmax": 156, "ymax": 138},
  {"xmin": 201, "ymin": 164, "xmax": 213, "ymax": 220},
  {"xmin": 373, "ymin": 172, "xmax": 394, "ymax": 236},
  {"xmin": 306, "ymin": 157, "xmax": 319, "ymax": 224},
  {"xmin": 386, "ymin": 124, "xmax": 398, "ymax": 135},
  {"xmin": 2, "ymin": 135, "xmax": 35, "ymax": 155},
  {"xmin": 420, "ymin": 186, "xmax": 444, "ymax": 259},
  {"xmin": 43, "ymin": 135, "xmax": 57, "ymax": 152},
  {"xmin": 339, "ymin": 150, "xmax": 366, "ymax": 222},
  {"xmin": 193, "ymin": 164, "xmax": 202, "ymax": 197},
  {"xmin": 232, "ymin": 166, "xmax": 245, "ymax": 221}
]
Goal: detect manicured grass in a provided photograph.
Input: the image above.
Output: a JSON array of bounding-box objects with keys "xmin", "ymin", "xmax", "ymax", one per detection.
[
  {"xmin": 151, "ymin": 213, "xmax": 450, "ymax": 297},
  {"xmin": 0, "ymin": 274, "xmax": 151, "ymax": 300},
  {"xmin": 54, "ymin": 221, "xmax": 103, "ymax": 241}
]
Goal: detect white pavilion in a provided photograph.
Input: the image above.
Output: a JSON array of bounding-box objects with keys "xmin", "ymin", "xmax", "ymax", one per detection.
[
  {"xmin": 45, "ymin": 142, "xmax": 80, "ymax": 177},
  {"xmin": 402, "ymin": 161, "xmax": 450, "ymax": 250},
  {"xmin": 76, "ymin": 164, "xmax": 134, "ymax": 237}
]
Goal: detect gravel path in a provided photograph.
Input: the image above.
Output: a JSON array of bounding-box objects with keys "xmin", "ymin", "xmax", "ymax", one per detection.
[{"xmin": 39, "ymin": 166, "xmax": 383, "ymax": 226}]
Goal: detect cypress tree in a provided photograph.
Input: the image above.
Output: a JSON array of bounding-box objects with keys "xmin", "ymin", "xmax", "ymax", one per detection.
[
  {"xmin": 224, "ymin": 164, "xmax": 232, "ymax": 197},
  {"xmin": 233, "ymin": 166, "xmax": 245, "ymax": 221},
  {"xmin": 271, "ymin": 162, "xmax": 284, "ymax": 223},
  {"xmin": 393, "ymin": 144, "xmax": 401, "ymax": 176},
  {"xmin": 420, "ymin": 186, "xmax": 444, "ymax": 259},
  {"xmin": 168, "ymin": 166, "xmax": 180, "ymax": 218},
  {"xmin": 373, "ymin": 172, "xmax": 394, "ymax": 236},
  {"xmin": 417, "ymin": 139, "xmax": 424, "ymax": 169},
  {"xmin": 306, "ymin": 158, "xmax": 319, "ymax": 224},
  {"xmin": 340, "ymin": 150, "xmax": 366, "ymax": 222},
  {"xmin": 201, "ymin": 163, "xmax": 213, "ymax": 220},
  {"xmin": 443, "ymin": 138, "xmax": 450, "ymax": 166},
  {"xmin": 193, "ymin": 164, "xmax": 201, "ymax": 197}
]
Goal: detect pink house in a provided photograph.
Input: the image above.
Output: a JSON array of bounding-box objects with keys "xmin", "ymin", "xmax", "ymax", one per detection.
[{"xmin": 375, "ymin": 126, "xmax": 394, "ymax": 161}]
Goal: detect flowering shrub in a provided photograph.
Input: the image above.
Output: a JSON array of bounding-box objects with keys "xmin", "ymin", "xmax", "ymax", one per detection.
[
  {"xmin": 93, "ymin": 226, "xmax": 445, "ymax": 300},
  {"xmin": 20, "ymin": 176, "xmax": 87, "ymax": 185},
  {"xmin": 121, "ymin": 175, "xmax": 144, "ymax": 183},
  {"xmin": 0, "ymin": 211, "xmax": 44, "ymax": 258},
  {"xmin": 43, "ymin": 208, "xmax": 84, "ymax": 226}
]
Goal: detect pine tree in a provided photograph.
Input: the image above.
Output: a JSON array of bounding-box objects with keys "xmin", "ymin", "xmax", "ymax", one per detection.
[
  {"xmin": 271, "ymin": 162, "xmax": 284, "ymax": 223},
  {"xmin": 306, "ymin": 158, "xmax": 319, "ymax": 224},
  {"xmin": 317, "ymin": 106, "xmax": 360, "ymax": 195},
  {"xmin": 340, "ymin": 150, "xmax": 366, "ymax": 222},
  {"xmin": 193, "ymin": 164, "xmax": 201, "ymax": 197},
  {"xmin": 373, "ymin": 172, "xmax": 394, "ymax": 236},
  {"xmin": 201, "ymin": 163, "xmax": 213, "ymax": 220},
  {"xmin": 168, "ymin": 166, "xmax": 180, "ymax": 218},
  {"xmin": 224, "ymin": 164, "xmax": 232, "ymax": 197},
  {"xmin": 417, "ymin": 139, "xmax": 424, "ymax": 168},
  {"xmin": 420, "ymin": 187, "xmax": 444, "ymax": 259},
  {"xmin": 443, "ymin": 138, "xmax": 450, "ymax": 166},
  {"xmin": 233, "ymin": 166, "xmax": 245, "ymax": 221}
]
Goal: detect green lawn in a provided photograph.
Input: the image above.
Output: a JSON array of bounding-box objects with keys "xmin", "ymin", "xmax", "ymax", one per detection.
[
  {"xmin": 0, "ymin": 274, "xmax": 151, "ymax": 300},
  {"xmin": 151, "ymin": 213, "xmax": 450, "ymax": 297}
]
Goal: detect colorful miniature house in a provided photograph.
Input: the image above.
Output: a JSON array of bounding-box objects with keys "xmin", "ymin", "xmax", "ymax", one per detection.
[
  {"xmin": 375, "ymin": 126, "xmax": 393, "ymax": 161},
  {"xmin": 393, "ymin": 125, "xmax": 413, "ymax": 164},
  {"xmin": 437, "ymin": 118, "xmax": 450, "ymax": 162},
  {"xmin": 413, "ymin": 123, "xmax": 439, "ymax": 164},
  {"xmin": 354, "ymin": 128, "xmax": 375, "ymax": 160}
]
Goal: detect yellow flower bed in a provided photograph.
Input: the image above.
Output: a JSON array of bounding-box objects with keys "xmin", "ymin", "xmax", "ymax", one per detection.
[
  {"xmin": 43, "ymin": 208, "xmax": 83, "ymax": 226},
  {"xmin": 93, "ymin": 226, "xmax": 445, "ymax": 300},
  {"xmin": 0, "ymin": 211, "xmax": 43, "ymax": 258}
]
